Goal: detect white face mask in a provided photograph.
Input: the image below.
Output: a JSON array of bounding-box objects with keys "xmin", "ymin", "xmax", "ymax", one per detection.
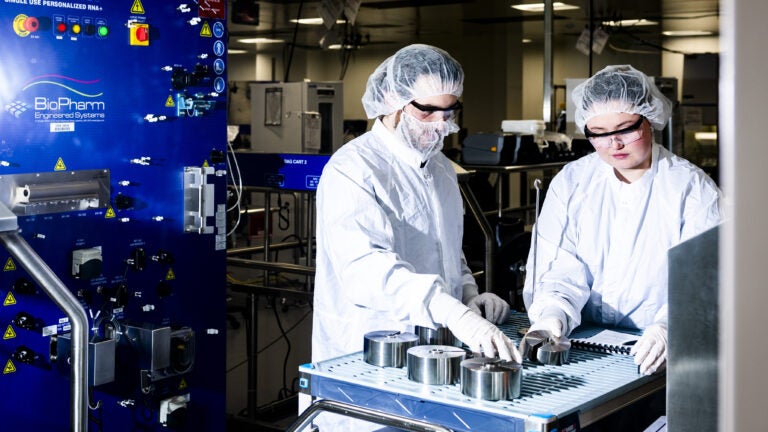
[{"xmin": 394, "ymin": 111, "xmax": 459, "ymax": 162}]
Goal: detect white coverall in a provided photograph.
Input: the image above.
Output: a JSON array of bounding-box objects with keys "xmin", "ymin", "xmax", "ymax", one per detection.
[
  {"xmin": 312, "ymin": 118, "xmax": 477, "ymax": 364},
  {"xmin": 307, "ymin": 119, "xmax": 477, "ymax": 431},
  {"xmin": 523, "ymin": 143, "xmax": 722, "ymax": 335}
]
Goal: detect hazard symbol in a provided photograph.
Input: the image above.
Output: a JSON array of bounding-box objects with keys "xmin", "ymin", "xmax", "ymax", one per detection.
[
  {"xmin": 3, "ymin": 257, "xmax": 16, "ymax": 271},
  {"xmin": 3, "ymin": 325, "xmax": 15, "ymax": 340},
  {"xmin": 3, "ymin": 360, "xmax": 16, "ymax": 374},
  {"xmin": 131, "ymin": 0, "xmax": 145, "ymax": 14},
  {"xmin": 54, "ymin": 157, "xmax": 67, "ymax": 171},
  {"xmin": 105, "ymin": 206, "xmax": 116, "ymax": 219},
  {"xmin": 200, "ymin": 22, "xmax": 212, "ymax": 37},
  {"xmin": 165, "ymin": 95, "xmax": 175, "ymax": 107},
  {"xmin": 3, "ymin": 292, "xmax": 16, "ymax": 306},
  {"xmin": 166, "ymin": 268, "xmax": 176, "ymax": 281},
  {"xmin": 202, "ymin": 160, "xmax": 209, "ymax": 167},
  {"xmin": 179, "ymin": 378, "xmax": 187, "ymax": 389}
]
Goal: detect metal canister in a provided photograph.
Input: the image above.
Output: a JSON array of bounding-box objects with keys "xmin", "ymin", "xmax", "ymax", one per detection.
[
  {"xmin": 363, "ymin": 330, "xmax": 419, "ymax": 368},
  {"xmin": 415, "ymin": 325, "xmax": 460, "ymax": 347},
  {"xmin": 406, "ymin": 345, "xmax": 467, "ymax": 385},
  {"xmin": 460, "ymin": 357, "xmax": 523, "ymax": 400},
  {"xmin": 520, "ymin": 329, "xmax": 571, "ymax": 366}
]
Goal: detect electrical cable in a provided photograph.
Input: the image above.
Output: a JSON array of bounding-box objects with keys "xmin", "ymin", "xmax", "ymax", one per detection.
[
  {"xmin": 612, "ymin": 26, "xmax": 691, "ymax": 55},
  {"xmin": 270, "ymin": 296, "xmax": 293, "ymax": 400},
  {"xmin": 283, "ymin": 1, "xmax": 305, "ymax": 82},
  {"xmin": 226, "ymin": 140, "xmax": 244, "ymax": 237},
  {"xmin": 276, "ymin": 193, "xmax": 290, "ymax": 231},
  {"xmin": 225, "ymin": 305, "xmax": 312, "ymax": 374}
]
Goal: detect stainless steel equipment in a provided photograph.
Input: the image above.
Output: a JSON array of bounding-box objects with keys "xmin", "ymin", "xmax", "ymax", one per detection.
[
  {"xmin": 415, "ymin": 325, "xmax": 460, "ymax": 347},
  {"xmin": 250, "ymin": 81, "xmax": 344, "ymax": 154},
  {"xmin": 406, "ymin": 345, "xmax": 466, "ymax": 385},
  {"xmin": 363, "ymin": 330, "xmax": 418, "ymax": 368},
  {"xmin": 460, "ymin": 357, "xmax": 523, "ymax": 401},
  {"xmin": 297, "ymin": 313, "xmax": 665, "ymax": 432},
  {"xmin": 520, "ymin": 329, "xmax": 571, "ymax": 365},
  {"xmin": 523, "ymin": 178, "xmax": 572, "ymax": 365}
]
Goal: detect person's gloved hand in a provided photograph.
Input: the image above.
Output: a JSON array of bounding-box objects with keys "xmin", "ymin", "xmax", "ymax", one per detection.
[
  {"xmin": 447, "ymin": 309, "xmax": 522, "ymax": 363},
  {"xmin": 519, "ymin": 315, "xmax": 565, "ymax": 358},
  {"xmin": 528, "ymin": 316, "xmax": 565, "ymax": 343},
  {"xmin": 465, "ymin": 293, "xmax": 510, "ymax": 324},
  {"xmin": 630, "ymin": 323, "xmax": 667, "ymax": 375}
]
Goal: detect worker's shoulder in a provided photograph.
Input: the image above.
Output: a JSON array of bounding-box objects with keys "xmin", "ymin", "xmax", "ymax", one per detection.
[
  {"xmin": 324, "ymin": 133, "xmax": 390, "ymax": 174},
  {"xmin": 552, "ymin": 152, "xmax": 603, "ymax": 185},
  {"xmin": 656, "ymin": 146, "xmax": 718, "ymax": 190}
]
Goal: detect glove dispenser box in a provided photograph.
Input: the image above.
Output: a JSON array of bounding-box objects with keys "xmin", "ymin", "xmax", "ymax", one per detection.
[{"xmin": 461, "ymin": 133, "xmax": 541, "ymax": 165}]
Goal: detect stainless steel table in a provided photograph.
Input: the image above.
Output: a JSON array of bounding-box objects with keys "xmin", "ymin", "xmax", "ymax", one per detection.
[{"xmin": 294, "ymin": 313, "xmax": 665, "ymax": 432}]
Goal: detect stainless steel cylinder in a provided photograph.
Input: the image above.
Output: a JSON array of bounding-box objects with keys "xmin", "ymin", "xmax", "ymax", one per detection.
[
  {"xmin": 363, "ymin": 330, "xmax": 419, "ymax": 368},
  {"xmin": 406, "ymin": 345, "xmax": 467, "ymax": 385},
  {"xmin": 521, "ymin": 329, "xmax": 572, "ymax": 366},
  {"xmin": 460, "ymin": 357, "xmax": 523, "ymax": 400},
  {"xmin": 535, "ymin": 339, "xmax": 571, "ymax": 365},
  {"xmin": 415, "ymin": 325, "xmax": 460, "ymax": 347}
]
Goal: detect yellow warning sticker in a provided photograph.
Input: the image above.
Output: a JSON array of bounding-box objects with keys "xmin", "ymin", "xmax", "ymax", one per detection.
[
  {"xmin": 179, "ymin": 378, "xmax": 187, "ymax": 390},
  {"xmin": 202, "ymin": 160, "xmax": 209, "ymax": 167},
  {"xmin": 165, "ymin": 95, "xmax": 175, "ymax": 107},
  {"xmin": 54, "ymin": 157, "xmax": 66, "ymax": 171},
  {"xmin": 3, "ymin": 292, "xmax": 16, "ymax": 306},
  {"xmin": 3, "ymin": 325, "xmax": 15, "ymax": 340},
  {"xmin": 166, "ymin": 268, "xmax": 176, "ymax": 281},
  {"xmin": 3, "ymin": 257, "xmax": 16, "ymax": 271},
  {"xmin": 200, "ymin": 22, "xmax": 212, "ymax": 37},
  {"xmin": 3, "ymin": 359, "xmax": 16, "ymax": 374},
  {"xmin": 131, "ymin": 0, "xmax": 145, "ymax": 14},
  {"xmin": 105, "ymin": 206, "xmax": 116, "ymax": 219}
]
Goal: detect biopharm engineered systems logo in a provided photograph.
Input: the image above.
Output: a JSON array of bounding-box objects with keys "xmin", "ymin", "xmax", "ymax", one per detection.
[{"xmin": 6, "ymin": 74, "xmax": 106, "ymax": 131}]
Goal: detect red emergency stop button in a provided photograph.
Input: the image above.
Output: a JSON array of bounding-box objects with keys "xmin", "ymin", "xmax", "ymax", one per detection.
[{"xmin": 23, "ymin": 17, "xmax": 39, "ymax": 32}]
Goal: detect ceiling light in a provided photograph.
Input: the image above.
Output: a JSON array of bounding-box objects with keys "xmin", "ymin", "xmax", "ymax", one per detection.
[
  {"xmin": 695, "ymin": 132, "xmax": 718, "ymax": 142},
  {"xmin": 328, "ymin": 44, "xmax": 359, "ymax": 50},
  {"xmin": 227, "ymin": 49, "xmax": 249, "ymax": 54},
  {"xmin": 289, "ymin": 18, "xmax": 346, "ymax": 25},
  {"xmin": 602, "ymin": 19, "xmax": 658, "ymax": 27},
  {"xmin": 662, "ymin": 30, "xmax": 714, "ymax": 37},
  {"xmin": 511, "ymin": 2, "xmax": 579, "ymax": 12},
  {"xmin": 237, "ymin": 37, "xmax": 284, "ymax": 44}
]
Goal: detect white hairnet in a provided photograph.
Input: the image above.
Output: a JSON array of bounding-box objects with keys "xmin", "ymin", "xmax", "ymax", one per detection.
[
  {"xmin": 573, "ymin": 65, "xmax": 673, "ymax": 131},
  {"xmin": 361, "ymin": 44, "xmax": 464, "ymax": 119}
]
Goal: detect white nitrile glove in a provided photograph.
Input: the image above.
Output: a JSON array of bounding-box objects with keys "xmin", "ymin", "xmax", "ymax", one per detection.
[
  {"xmin": 528, "ymin": 316, "xmax": 565, "ymax": 343},
  {"xmin": 465, "ymin": 293, "xmax": 511, "ymax": 325},
  {"xmin": 429, "ymin": 292, "xmax": 522, "ymax": 363},
  {"xmin": 631, "ymin": 323, "xmax": 667, "ymax": 375},
  {"xmin": 448, "ymin": 309, "xmax": 522, "ymax": 363}
]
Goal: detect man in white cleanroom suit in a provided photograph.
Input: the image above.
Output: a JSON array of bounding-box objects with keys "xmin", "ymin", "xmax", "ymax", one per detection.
[
  {"xmin": 308, "ymin": 44, "xmax": 522, "ymax": 431},
  {"xmin": 523, "ymin": 65, "xmax": 722, "ymax": 378}
]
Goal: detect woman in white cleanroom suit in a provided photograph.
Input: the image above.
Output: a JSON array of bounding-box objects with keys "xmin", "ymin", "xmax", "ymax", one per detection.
[{"xmin": 523, "ymin": 65, "xmax": 722, "ymax": 377}]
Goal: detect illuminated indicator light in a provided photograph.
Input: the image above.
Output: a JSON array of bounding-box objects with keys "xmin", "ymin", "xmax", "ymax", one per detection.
[
  {"xmin": 71, "ymin": 23, "xmax": 81, "ymax": 34},
  {"xmin": 24, "ymin": 17, "xmax": 39, "ymax": 32},
  {"xmin": 56, "ymin": 22, "xmax": 67, "ymax": 33},
  {"xmin": 98, "ymin": 26, "xmax": 109, "ymax": 37}
]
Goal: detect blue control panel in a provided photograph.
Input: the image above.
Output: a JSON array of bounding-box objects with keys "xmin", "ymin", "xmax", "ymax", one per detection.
[{"xmin": 0, "ymin": 1, "xmax": 227, "ymax": 431}]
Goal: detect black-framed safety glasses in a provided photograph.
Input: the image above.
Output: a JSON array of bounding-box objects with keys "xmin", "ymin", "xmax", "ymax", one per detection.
[
  {"xmin": 407, "ymin": 100, "xmax": 463, "ymax": 121},
  {"xmin": 584, "ymin": 115, "xmax": 645, "ymax": 148}
]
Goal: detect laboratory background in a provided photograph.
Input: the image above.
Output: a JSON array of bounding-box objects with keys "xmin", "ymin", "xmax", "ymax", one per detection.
[{"xmin": 0, "ymin": 0, "xmax": 764, "ymax": 431}]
